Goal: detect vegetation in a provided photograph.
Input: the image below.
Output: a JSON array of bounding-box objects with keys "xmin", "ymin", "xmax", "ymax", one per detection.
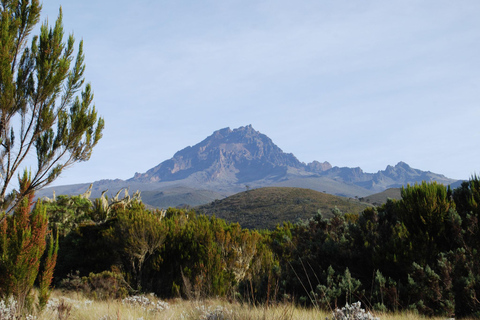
[
  {"xmin": 0, "ymin": 8, "xmax": 477, "ymax": 319},
  {"xmin": 4, "ymin": 174, "xmax": 480, "ymax": 318},
  {"xmin": 197, "ymin": 187, "xmax": 370, "ymax": 229},
  {"xmin": 0, "ymin": 1, "xmax": 104, "ymax": 212},
  {"xmin": 6, "ymin": 177, "xmax": 475, "ymax": 318},
  {"xmin": 0, "ymin": 1, "xmax": 103, "ymax": 316},
  {"xmin": 0, "ymin": 173, "xmax": 58, "ymax": 311},
  {"xmin": 4, "ymin": 290, "xmax": 457, "ymax": 320}
]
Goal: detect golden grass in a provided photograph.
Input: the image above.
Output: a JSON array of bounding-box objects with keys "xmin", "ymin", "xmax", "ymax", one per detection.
[{"xmin": 33, "ymin": 291, "xmax": 453, "ymax": 320}]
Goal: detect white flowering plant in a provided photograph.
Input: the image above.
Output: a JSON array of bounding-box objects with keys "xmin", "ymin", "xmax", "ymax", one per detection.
[
  {"xmin": 121, "ymin": 295, "xmax": 170, "ymax": 313},
  {"xmin": 327, "ymin": 302, "xmax": 379, "ymax": 320}
]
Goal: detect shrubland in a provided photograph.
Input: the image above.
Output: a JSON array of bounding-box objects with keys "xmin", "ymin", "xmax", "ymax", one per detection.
[
  {"xmin": 4, "ymin": 177, "xmax": 480, "ymax": 318},
  {"xmin": 4, "ymin": 1, "xmax": 479, "ymax": 318}
]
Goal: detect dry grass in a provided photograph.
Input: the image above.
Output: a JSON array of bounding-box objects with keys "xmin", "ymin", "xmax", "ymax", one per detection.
[{"xmin": 31, "ymin": 291, "xmax": 454, "ymax": 320}]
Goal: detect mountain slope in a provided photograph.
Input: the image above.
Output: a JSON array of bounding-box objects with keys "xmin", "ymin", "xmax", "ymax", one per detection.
[
  {"xmin": 130, "ymin": 125, "xmax": 306, "ymax": 188},
  {"xmin": 196, "ymin": 187, "xmax": 370, "ymax": 229},
  {"xmin": 141, "ymin": 186, "xmax": 225, "ymax": 208},
  {"xmin": 129, "ymin": 125, "xmax": 457, "ymax": 195},
  {"xmin": 360, "ymin": 188, "xmax": 402, "ymax": 206}
]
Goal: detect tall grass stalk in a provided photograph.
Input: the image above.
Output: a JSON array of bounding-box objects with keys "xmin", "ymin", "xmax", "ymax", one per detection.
[{"xmin": 19, "ymin": 290, "xmax": 467, "ymax": 320}]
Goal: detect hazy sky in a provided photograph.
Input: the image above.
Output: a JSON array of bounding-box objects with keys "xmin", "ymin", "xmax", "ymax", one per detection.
[{"xmin": 36, "ymin": 1, "xmax": 480, "ymax": 186}]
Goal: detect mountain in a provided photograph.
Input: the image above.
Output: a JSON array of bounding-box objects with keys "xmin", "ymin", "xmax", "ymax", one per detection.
[
  {"xmin": 129, "ymin": 125, "xmax": 308, "ymax": 192},
  {"xmin": 317, "ymin": 161, "xmax": 457, "ymax": 194},
  {"xmin": 37, "ymin": 125, "xmax": 461, "ymax": 207},
  {"xmin": 129, "ymin": 125, "xmax": 457, "ymax": 195}
]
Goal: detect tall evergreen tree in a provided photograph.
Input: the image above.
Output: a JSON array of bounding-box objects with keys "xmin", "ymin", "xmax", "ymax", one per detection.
[{"xmin": 0, "ymin": 1, "xmax": 104, "ymax": 213}]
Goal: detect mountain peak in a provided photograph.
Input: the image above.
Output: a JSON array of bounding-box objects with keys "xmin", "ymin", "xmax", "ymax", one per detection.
[
  {"xmin": 395, "ymin": 161, "xmax": 411, "ymax": 169},
  {"xmin": 131, "ymin": 125, "xmax": 303, "ymax": 186},
  {"xmin": 129, "ymin": 126, "xmax": 458, "ymax": 193},
  {"xmin": 212, "ymin": 127, "xmax": 232, "ymax": 138},
  {"xmin": 203, "ymin": 125, "xmax": 261, "ymax": 145}
]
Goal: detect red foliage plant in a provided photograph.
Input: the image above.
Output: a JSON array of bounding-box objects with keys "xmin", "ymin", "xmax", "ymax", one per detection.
[{"xmin": 0, "ymin": 171, "xmax": 58, "ymax": 311}]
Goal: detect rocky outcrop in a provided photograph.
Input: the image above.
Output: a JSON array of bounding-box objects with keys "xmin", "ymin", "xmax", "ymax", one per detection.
[
  {"xmin": 306, "ymin": 160, "xmax": 332, "ymax": 172},
  {"xmin": 130, "ymin": 125, "xmax": 304, "ymax": 185},
  {"xmin": 129, "ymin": 125, "xmax": 458, "ymax": 195}
]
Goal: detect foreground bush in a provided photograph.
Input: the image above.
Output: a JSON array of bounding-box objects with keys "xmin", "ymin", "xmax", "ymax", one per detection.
[
  {"xmin": 328, "ymin": 302, "xmax": 379, "ymax": 320},
  {"xmin": 59, "ymin": 270, "xmax": 131, "ymax": 300},
  {"xmin": 0, "ymin": 174, "xmax": 58, "ymax": 314}
]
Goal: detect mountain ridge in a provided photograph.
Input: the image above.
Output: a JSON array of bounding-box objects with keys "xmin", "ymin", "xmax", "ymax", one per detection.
[
  {"xmin": 128, "ymin": 125, "xmax": 457, "ymax": 193},
  {"xmin": 37, "ymin": 125, "xmax": 461, "ymax": 207},
  {"xmin": 130, "ymin": 125, "xmax": 306, "ymax": 187}
]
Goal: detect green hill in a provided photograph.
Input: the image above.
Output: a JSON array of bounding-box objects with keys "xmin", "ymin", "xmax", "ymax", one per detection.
[
  {"xmin": 196, "ymin": 187, "xmax": 370, "ymax": 229},
  {"xmin": 360, "ymin": 188, "xmax": 402, "ymax": 206},
  {"xmin": 140, "ymin": 186, "xmax": 226, "ymax": 208}
]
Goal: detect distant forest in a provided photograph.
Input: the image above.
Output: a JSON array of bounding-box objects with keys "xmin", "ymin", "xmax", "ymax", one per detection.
[{"xmin": 2, "ymin": 178, "xmax": 480, "ymax": 318}]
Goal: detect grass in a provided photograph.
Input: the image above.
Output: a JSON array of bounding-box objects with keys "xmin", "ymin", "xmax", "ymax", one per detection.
[{"xmin": 25, "ymin": 290, "xmax": 459, "ymax": 320}]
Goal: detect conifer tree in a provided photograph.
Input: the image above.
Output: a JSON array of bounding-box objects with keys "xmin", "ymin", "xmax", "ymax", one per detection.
[{"xmin": 0, "ymin": 1, "xmax": 104, "ymax": 213}]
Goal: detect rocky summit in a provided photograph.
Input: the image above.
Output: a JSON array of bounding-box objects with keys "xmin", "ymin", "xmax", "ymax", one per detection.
[
  {"xmin": 38, "ymin": 125, "xmax": 461, "ymax": 207},
  {"xmin": 129, "ymin": 125, "xmax": 458, "ymax": 195},
  {"xmin": 130, "ymin": 125, "xmax": 311, "ymax": 188}
]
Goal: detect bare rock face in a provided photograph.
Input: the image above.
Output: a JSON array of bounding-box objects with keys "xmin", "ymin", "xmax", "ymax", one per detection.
[
  {"xmin": 130, "ymin": 125, "xmax": 305, "ymax": 185},
  {"xmin": 307, "ymin": 160, "xmax": 333, "ymax": 173},
  {"xmin": 128, "ymin": 125, "xmax": 459, "ymax": 195}
]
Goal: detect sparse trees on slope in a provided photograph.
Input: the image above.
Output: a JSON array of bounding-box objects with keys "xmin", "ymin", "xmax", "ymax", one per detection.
[{"xmin": 0, "ymin": 1, "xmax": 104, "ymax": 213}]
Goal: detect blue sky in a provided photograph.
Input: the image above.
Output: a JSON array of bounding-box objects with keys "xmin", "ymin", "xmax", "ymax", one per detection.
[{"xmin": 37, "ymin": 1, "xmax": 480, "ymax": 185}]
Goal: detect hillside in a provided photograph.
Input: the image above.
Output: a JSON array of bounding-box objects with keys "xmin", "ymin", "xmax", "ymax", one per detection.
[
  {"xmin": 196, "ymin": 187, "xmax": 370, "ymax": 229},
  {"xmin": 140, "ymin": 186, "xmax": 226, "ymax": 208},
  {"xmin": 360, "ymin": 188, "xmax": 402, "ymax": 206}
]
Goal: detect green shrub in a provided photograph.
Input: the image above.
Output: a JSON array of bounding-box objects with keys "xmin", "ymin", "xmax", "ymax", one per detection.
[{"xmin": 60, "ymin": 270, "xmax": 130, "ymax": 300}]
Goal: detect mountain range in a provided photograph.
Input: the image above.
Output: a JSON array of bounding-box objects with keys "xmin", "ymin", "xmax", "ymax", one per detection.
[{"xmin": 37, "ymin": 125, "xmax": 461, "ymax": 207}]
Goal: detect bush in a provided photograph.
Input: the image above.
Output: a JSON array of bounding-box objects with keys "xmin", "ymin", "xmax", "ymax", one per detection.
[
  {"xmin": 0, "ymin": 175, "xmax": 58, "ymax": 313},
  {"xmin": 327, "ymin": 302, "xmax": 379, "ymax": 320},
  {"xmin": 60, "ymin": 270, "xmax": 130, "ymax": 300}
]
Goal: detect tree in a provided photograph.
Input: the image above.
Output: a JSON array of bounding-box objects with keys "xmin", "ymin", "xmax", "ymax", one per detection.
[
  {"xmin": 396, "ymin": 182, "xmax": 454, "ymax": 265},
  {"xmin": 0, "ymin": 1, "xmax": 104, "ymax": 213},
  {"xmin": 453, "ymin": 175, "xmax": 480, "ymax": 218}
]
